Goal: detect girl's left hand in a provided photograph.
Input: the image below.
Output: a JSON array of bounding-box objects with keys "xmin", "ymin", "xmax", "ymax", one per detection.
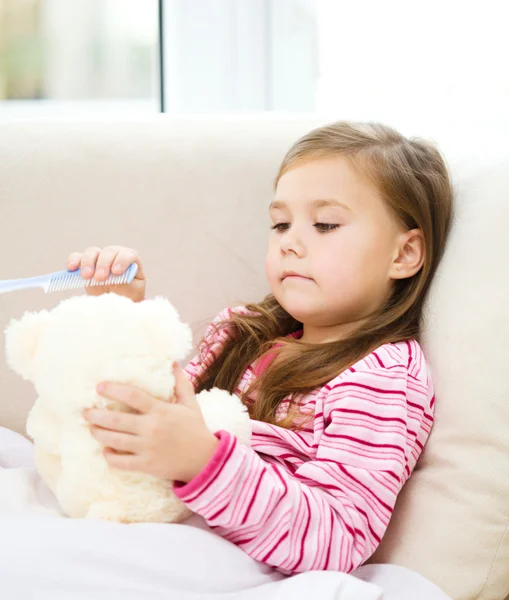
[{"xmin": 83, "ymin": 364, "xmax": 219, "ymax": 483}]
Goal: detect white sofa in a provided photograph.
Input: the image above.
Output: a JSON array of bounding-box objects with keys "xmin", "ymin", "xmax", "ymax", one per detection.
[{"xmin": 1, "ymin": 117, "xmax": 509, "ymax": 600}]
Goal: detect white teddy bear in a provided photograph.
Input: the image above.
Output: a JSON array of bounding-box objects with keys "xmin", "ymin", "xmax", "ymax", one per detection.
[{"xmin": 4, "ymin": 293, "xmax": 251, "ymax": 523}]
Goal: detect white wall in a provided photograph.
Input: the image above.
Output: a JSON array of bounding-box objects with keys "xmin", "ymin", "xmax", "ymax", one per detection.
[{"xmin": 315, "ymin": 0, "xmax": 509, "ymax": 130}]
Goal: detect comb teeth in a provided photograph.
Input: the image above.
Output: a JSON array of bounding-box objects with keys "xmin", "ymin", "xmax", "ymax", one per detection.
[{"xmin": 47, "ymin": 266, "xmax": 135, "ymax": 293}]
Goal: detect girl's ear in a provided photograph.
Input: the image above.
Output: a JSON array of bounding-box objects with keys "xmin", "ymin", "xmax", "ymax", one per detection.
[
  {"xmin": 4, "ymin": 310, "xmax": 51, "ymax": 381},
  {"xmin": 389, "ymin": 228, "xmax": 425, "ymax": 280}
]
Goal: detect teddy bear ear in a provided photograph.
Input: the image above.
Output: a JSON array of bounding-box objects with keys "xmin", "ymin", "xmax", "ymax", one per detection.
[
  {"xmin": 4, "ymin": 310, "xmax": 51, "ymax": 381},
  {"xmin": 137, "ymin": 297, "xmax": 193, "ymax": 361}
]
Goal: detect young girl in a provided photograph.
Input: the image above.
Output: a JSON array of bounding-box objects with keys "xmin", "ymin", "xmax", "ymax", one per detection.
[{"xmin": 73, "ymin": 121, "xmax": 453, "ymax": 576}]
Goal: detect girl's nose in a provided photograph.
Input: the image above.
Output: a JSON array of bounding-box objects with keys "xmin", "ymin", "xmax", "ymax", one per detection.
[{"xmin": 280, "ymin": 228, "xmax": 305, "ymax": 256}]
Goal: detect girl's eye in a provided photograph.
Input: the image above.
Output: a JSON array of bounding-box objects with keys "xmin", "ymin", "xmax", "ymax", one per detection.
[
  {"xmin": 314, "ymin": 223, "xmax": 339, "ymax": 233},
  {"xmin": 271, "ymin": 223, "xmax": 290, "ymax": 232}
]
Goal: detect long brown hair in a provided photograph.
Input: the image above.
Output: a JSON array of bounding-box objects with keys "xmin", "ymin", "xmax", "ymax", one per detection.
[{"xmin": 196, "ymin": 121, "xmax": 453, "ymax": 427}]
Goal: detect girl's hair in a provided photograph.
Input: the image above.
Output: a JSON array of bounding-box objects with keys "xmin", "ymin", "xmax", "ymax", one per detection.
[{"xmin": 196, "ymin": 121, "xmax": 454, "ymax": 427}]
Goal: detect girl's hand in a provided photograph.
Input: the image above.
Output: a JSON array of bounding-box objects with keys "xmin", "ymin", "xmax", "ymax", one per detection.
[
  {"xmin": 83, "ymin": 364, "xmax": 219, "ymax": 483},
  {"xmin": 67, "ymin": 246, "xmax": 146, "ymax": 302}
]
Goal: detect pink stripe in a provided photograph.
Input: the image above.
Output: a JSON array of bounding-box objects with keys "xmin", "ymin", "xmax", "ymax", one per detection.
[
  {"xmin": 372, "ymin": 351, "xmax": 385, "ymax": 368},
  {"xmin": 235, "ymin": 537, "xmax": 256, "ymax": 546},
  {"xmin": 208, "ymin": 500, "xmax": 230, "ymax": 522},
  {"xmin": 323, "ymin": 510, "xmax": 335, "ymax": 569},
  {"xmin": 308, "ymin": 474, "xmax": 388, "ymax": 524},
  {"xmin": 338, "ymin": 464, "xmax": 393, "ymax": 512},
  {"xmin": 327, "ymin": 418, "xmax": 407, "ymax": 438},
  {"xmin": 261, "ymin": 531, "xmax": 289, "ymax": 562},
  {"xmin": 330, "ymin": 407, "xmax": 408, "ymax": 426},
  {"xmin": 406, "ymin": 340, "xmax": 413, "ymax": 368},
  {"xmin": 327, "ymin": 381, "xmax": 407, "ymax": 396},
  {"xmin": 241, "ymin": 469, "xmax": 266, "ymax": 524},
  {"xmin": 318, "ymin": 442, "xmax": 404, "ymax": 464},
  {"xmin": 292, "ymin": 492, "xmax": 312, "ymax": 571},
  {"xmin": 406, "ymin": 400, "xmax": 433, "ymax": 421},
  {"xmin": 322, "ymin": 433, "xmax": 405, "ymax": 454},
  {"xmin": 252, "ymin": 509, "xmax": 292, "ymax": 558},
  {"xmin": 325, "ymin": 393, "xmax": 408, "ymax": 412},
  {"xmin": 356, "ymin": 507, "xmax": 382, "ymax": 543}
]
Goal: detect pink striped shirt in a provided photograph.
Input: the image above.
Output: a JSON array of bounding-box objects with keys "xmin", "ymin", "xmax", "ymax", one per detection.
[{"xmin": 174, "ymin": 307, "xmax": 434, "ymax": 575}]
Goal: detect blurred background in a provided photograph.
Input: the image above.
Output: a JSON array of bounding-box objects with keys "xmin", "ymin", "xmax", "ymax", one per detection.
[
  {"xmin": 0, "ymin": 0, "xmax": 507, "ymax": 126},
  {"xmin": 0, "ymin": 0, "xmax": 159, "ymax": 116}
]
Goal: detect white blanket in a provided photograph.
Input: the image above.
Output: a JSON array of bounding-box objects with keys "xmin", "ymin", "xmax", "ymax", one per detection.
[{"xmin": 0, "ymin": 426, "xmax": 451, "ymax": 600}]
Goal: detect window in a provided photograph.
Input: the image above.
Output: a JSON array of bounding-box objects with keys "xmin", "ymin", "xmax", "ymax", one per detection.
[
  {"xmin": 0, "ymin": 0, "xmax": 319, "ymax": 118},
  {"xmin": 0, "ymin": 0, "xmax": 159, "ymax": 117},
  {"xmin": 161, "ymin": 0, "xmax": 318, "ymax": 113}
]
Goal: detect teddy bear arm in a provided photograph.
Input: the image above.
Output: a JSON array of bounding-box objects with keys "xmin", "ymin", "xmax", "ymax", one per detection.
[{"xmin": 196, "ymin": 388, "xmax": 251, "ymax": 445}]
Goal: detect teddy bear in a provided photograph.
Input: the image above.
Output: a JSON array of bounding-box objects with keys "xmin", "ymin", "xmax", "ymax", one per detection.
[{"xmin": 4, "ymin": 293, "xmax": 251, "ymax": 523}]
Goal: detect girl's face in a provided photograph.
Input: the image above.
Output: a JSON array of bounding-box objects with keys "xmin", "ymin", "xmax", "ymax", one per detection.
[{"xmin": 265, "ymin": 156, "xmax": 423, "ymax": 343}]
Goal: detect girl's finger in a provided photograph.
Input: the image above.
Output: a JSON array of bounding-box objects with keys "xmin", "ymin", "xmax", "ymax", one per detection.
[
  {"xmin": 111, "ymin": 249, "xmax": 142, "ymax": 278},
  {"xmin": 173, "ymin": 364, "xmax": 199, "ymax": 408},
  {"xmin": 83, "ymin": 407, "xmax": 142, "ymax": 435},
  {"xmin": 95, "ymin": 247, "xmax": 121, "ymax": 281},
  {"xmin": 103, "ymin": 448, "xmax": 144, "ymax": 471},
  {"xmin": 90, "ymin": 426, "xmax": 142, "ymax": 454},
  {"xmin": 96, "ymin": 382, "xmax": 155, "ymax": 414},
  {"xmin": 80, "ymin": 246, "xmax": 102, "ymax": 279},
  {"xmin": 67, "ymin": 252, "xmax": 83, "ymax": 271}
]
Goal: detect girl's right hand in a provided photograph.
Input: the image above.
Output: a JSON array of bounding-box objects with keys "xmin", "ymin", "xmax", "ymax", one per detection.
[{"xmin": 67, "ymin": 246, "xmax": 146, "ymax": 302}]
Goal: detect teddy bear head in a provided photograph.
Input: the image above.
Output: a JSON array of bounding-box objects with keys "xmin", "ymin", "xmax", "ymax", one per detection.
[{"xmin": 4, "ymin": 294, "xmax": 193, "ymax": 414}]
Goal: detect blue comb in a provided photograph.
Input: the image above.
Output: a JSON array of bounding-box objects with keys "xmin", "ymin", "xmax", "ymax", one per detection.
[{"xmin": 0, "ymin": 263, "xmax": 138, "ymax": 295}]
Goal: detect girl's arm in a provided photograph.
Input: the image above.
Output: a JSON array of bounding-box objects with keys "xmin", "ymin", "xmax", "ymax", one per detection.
[{"xmin": 174, "ymin": 366, "xmax": 433, "ymax": 575}]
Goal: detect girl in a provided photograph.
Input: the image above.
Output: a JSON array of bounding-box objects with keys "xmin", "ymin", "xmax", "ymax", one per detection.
[{"xmin": 72, "ymin": 121, "xmax": 453, "ymax": 576}]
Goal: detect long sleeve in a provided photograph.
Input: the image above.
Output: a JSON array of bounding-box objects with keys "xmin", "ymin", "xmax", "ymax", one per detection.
[
  {"xmin": 183, "ymin": 306, "xmax": 250, "ymax": 389},
  {"xmin": 174, "ymin": 363, "xmax": 433, "ymax": 575}
]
